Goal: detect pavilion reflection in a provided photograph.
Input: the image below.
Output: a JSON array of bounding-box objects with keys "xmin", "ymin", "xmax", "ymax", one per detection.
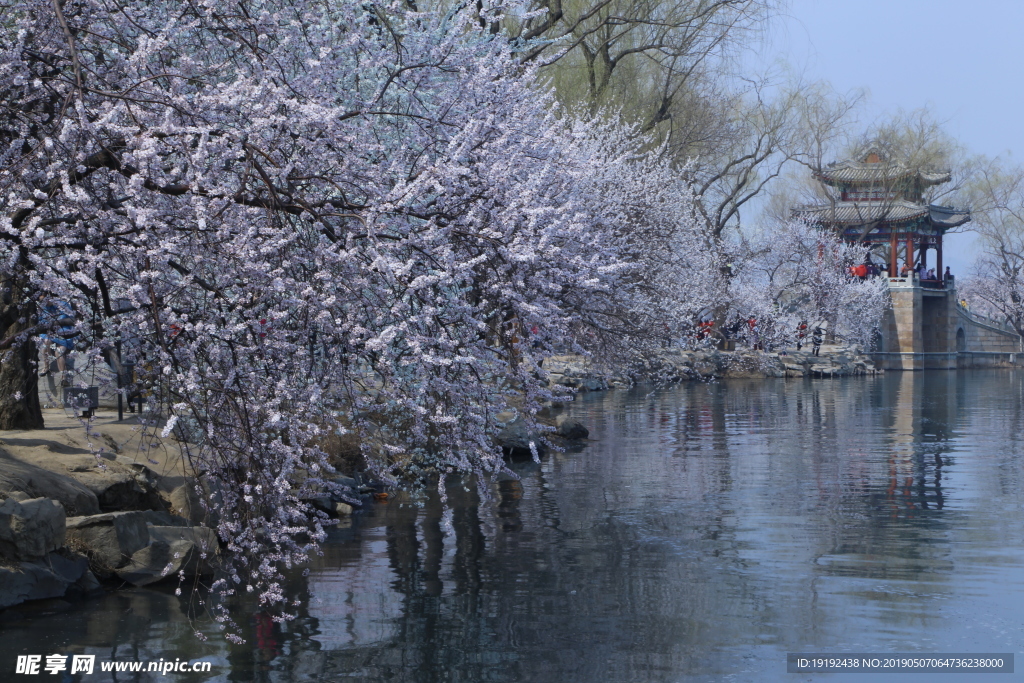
[
  {"xmin": 790, "ymin": 371, "xmax": 962, "ymax": 604},
  {"xmin": 881, "ymin": 371, "xmax": 956, "ymax": 516}
]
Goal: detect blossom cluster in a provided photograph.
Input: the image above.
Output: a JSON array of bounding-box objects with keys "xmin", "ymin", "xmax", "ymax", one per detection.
[
  {"xmin": 728, "ymin": 219, "xmax": 889, "ymax": 350},
  {"xmin": 0, "ymin": 0, "xmax": 721, "ymax": 623}
]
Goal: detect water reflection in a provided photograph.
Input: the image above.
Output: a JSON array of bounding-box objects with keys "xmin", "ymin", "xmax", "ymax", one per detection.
[
  {"xmin": 4, "ymin": 371, "xmax": 1024, "ymax": 681},
  {"xmin": 0, "ymin": 588, "xmax": 230, "ymax": 682}
]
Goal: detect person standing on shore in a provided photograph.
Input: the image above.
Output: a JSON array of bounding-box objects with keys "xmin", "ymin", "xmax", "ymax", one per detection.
[
  {"xmin": 811, "ymin": 326, "xmax": 823, "ymax": 357},
  {"xmin": 747, "ymin": 317, "xmax": 761, "ymax": 351}
]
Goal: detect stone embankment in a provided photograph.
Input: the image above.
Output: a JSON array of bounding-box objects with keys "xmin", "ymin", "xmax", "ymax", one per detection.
[
  {"xmin": 0, "ymin": 409, "xmax": 364, "ymax": 611},
  {"xmin": 490, "ymin": 346, "xmax": 875, "ymax": 457},
  {"xmin": 544, "ymin": 345, "xmax": 880, "ymax": 392}
]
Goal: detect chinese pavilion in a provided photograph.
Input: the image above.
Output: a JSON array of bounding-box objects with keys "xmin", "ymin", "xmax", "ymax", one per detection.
[{"xmin": 793, "ymin": 151, "xmax": 970, "ymax": 277}]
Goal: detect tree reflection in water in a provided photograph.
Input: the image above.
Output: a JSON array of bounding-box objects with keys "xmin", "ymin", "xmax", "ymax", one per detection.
[{"xmin": 2, "ymin": 371, "xmax": 1024, "ymax": 682}]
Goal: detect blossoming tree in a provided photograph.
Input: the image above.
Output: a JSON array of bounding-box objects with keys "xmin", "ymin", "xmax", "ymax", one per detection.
[
  {"xmin": 728, "ymin": 219, "xmax": 889, "ymax": 350},
  {"xmin": 1, "ymin": 0, "xmax": 722, "ymax": 622}
]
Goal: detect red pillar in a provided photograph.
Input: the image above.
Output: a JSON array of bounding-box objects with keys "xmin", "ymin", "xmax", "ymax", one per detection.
[
  {"xmin": 937, "ymin": 236, "xmax": 944, "ymax": 282},
  {"xmin": 890, "ymin": 231, "xmax": 898, "ymax": 275},
  {"xmin": 906, "ymin": 236, "xmax": 914, "ymax": 274}
]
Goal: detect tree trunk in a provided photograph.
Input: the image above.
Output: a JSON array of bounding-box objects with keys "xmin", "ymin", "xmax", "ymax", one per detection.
[{"xmin": 0, "ymin": 276, "xmax": 43, "ymax": 430}]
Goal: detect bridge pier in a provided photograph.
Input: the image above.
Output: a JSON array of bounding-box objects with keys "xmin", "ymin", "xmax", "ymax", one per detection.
[{"xmin": 872, "ymin": 276, "xmax": 1021, "ymax": 370}]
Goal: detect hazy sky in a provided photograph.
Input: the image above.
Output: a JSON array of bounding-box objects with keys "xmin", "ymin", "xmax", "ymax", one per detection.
[{"xmin": 757, "ymin": 0, "xmax": 1024, "ymax": 275}]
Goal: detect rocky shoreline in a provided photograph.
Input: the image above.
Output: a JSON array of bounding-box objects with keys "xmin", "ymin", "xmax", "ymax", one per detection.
[
  {"xmin": 544, "ymin": 345, "xmax": 880, "ymax": 392},
  {"xmin": 0, "ymin": 409, "xmax": 365, "ymax": 611},
  {"xmin": 0, "ymin": 345, "xmax": 868, "ymax": 612}
]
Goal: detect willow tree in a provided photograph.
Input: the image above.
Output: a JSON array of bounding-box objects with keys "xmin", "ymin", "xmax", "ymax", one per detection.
[
  {"xmin": 959, "ymin": 157, "xmax": 1024, "ymax": 338},
  {"xmin": 501, "ymin": 0, "xmax": 817, "ymax": 240}
]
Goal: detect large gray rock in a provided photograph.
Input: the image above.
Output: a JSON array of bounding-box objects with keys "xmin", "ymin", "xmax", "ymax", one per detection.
[
  {"xmin": 117, "ymin": 536, "xmax": 217, "ymax": 587},
  {"xmin": 168, "ymin": 481, "xmax": 216, "ymax": 525},
  {"xmin": 114, "ymin": 541, "xmax": 174, "ymax": 586},
  {"xmin": 330, "ymin": 475, "xmax": 358, "ymax": 490},
  {"xmin": 544, "ymin": 355, "xmax": 610, "ymax": 391},
  {"xmin": 65, "ymin": 511, "xmax": 150, "ymax": 575},
  {"xmin": 72, "ymin": 569, "xmax": 102, "ymax": 595},
  {"xmin": 0, "ymin": 452, "xmax": 99, "ymax": 516},
  {"xmin": 692, "ymin": 360, "xmax": 717, "ymax": 377},
  {"xmin": 136, "ymin": 510, "xmax": 189, "ymax": 527},
  {"xmin": 304, "ymin": 496, "xmax": 335, "ymax": 515},
  {"xmin": 0, "ymin": 565, "xmax": 65, "ymax": 609},
  {"xmin": 0, "ymin": 551, "xmax": 89, "ymax": 609},
  {"xmin": 146, "ymin": 525, "xmax": 219, "ymax": 556},
  {"xmin": 0, "ymin": 497, "xmax": 66, "ymax": 561},
  {"xmin": 65, "ymin": 460, "xmax": 164, "ymax": 512},
  {"xmin": 497, "ymin": 417, "xmax": 547, "ymax": 457},
  {"xmin": 555, "ymin": 415, "xmax": 589, "ymax": 440},
  {"xmin": 325, "ymin": 476, "xmax": 361, "ymax": 506}
]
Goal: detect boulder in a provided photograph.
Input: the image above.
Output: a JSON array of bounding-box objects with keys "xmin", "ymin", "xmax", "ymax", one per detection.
[
  {"xmin": 497, "ymin": 417, "xmax": 547, "ymax": 457},
  {"xmin": 783, "ymin": 364, "xmax": 806, "ymax": 377},
  {"xmin": 555, "ymin": 415, "xmax": 589, "ymax": 441},
  {"xmin": 117, "ymin": 534, "xmax": 217, "ymax": 587},
  {"xmin": 65, "ymin": 511, "xmax": 150, "ymax": 575},
  {"xmin": 305, "ymin": 496, "xmax": 335, "ymax": 515},
  {"xmin": 136, "ymin": 510, "xmax": 189, "ymax": 527},
  {"xmin": 330, "ymin": 475, "xmax": 358, "ymax": 490},
  {"xmin": 146, "ymin": 525, "xmax": 219, "ymax": 556},
  {"xmin": 692, "ymin": 360, "xmax": 717, "ymax": 377},
  {"xmin": 0, "ymin": 497, "xmax": 66, "ymax": 561},
  {"xmin": 168, "ymin": 481, "xmax": 216, "ymax": 525},
  {"xmin": 65, "ymin": 459, "xmax": 164, "ymax": 512},
  {"xmin": 0, "ymin": 550, "xmax": 89, "ymax": 609},
  {"xmin": 115, "ymin": 541, "xmax": 175, "ymax": 586},
  {"xmin": 544, "ymin": 355, "xmax": 610, "ymax": 391},
  {"xmin": 325, "ymin": 476, "xmax": 362, "ymax": 510},
  {"xmin": 578, "ymin": 377, "xmax": 608, "ymax": 392},
  {"xmin": 0, "ymin": 452, "xmax": 99, "ymax": 516},
  {"xmin": 72, "ymin": 569, "xmax": 102, "ymax": 595}
]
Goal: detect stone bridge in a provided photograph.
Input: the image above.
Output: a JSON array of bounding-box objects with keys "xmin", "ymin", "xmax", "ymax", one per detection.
[{"xmin": 873, "ymin": 275, "xmax": 1021, "ymax": 370}]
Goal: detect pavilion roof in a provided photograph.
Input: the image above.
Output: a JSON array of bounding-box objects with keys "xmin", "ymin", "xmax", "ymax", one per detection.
[
  {"xmin": 793, "ymin": 199, "xmax": 929, "ymax": 225},
  {"xmin": 793, "ymin": 200, "xmax": 971, "ymax": 233},
  {"xmin": 928, "ymin": 205, "xmax": 971, "ymax": 229},
  {"xmin": 814, "ymin": 157, "xmax": 951, "ymax": 187}
]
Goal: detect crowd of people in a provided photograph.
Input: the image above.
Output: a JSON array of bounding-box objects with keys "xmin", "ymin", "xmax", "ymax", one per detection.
[
  {"xmin": 692, "ymin": 316, "xmax": 827, "ymax": 356},
  {"xmin": 847, "ymin": 259, "xmax": 953, "ymax": 283}
]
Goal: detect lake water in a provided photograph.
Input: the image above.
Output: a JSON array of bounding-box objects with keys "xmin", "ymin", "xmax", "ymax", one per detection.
[{"xmin": 3, "ymin": 371, "xmax": 1024, "ymax": 681}]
